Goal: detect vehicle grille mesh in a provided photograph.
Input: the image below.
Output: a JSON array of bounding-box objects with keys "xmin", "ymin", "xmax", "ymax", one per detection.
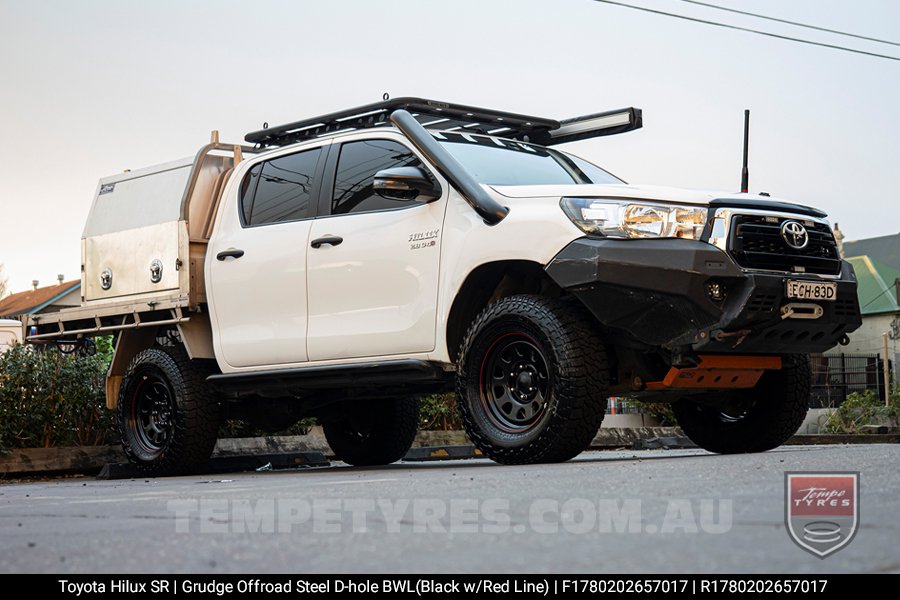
[{"xmin": 729, "ymin": 215, "xmax": 841, "ymax": 275}]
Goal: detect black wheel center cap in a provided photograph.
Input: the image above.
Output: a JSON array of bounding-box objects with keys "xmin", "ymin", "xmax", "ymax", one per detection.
[
  {"xmin": 513, "ymin": 366, "xmax": 538, "ymax": 400},
  {"xmin": 516, "ymin": 371, "xmax": 533, "ymax": 390},
  {"xmin": 153, "ymin": 400, "xmax": 170, "ymax": 425}
]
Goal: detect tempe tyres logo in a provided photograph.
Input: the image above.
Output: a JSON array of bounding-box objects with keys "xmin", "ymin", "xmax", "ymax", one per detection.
[{"xmin": 785, "ymin": 472, "xmax": 859, "ymax": 558}]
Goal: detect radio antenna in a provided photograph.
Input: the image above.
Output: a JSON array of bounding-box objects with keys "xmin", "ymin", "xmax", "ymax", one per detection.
[{"xmin": 740, "ymin": 109, "xmax": 750, "ymax": 193}]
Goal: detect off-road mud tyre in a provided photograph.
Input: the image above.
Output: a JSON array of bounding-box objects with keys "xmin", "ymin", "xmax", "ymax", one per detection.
[
  {"xmin": 323, "ymin": 398, "xmax": 419, "ymax": 466},
  {"xmin": 457, "ymin": 294, "xmax": 609, "ymax": 465},
  {"xmin": 117, "ymin": 346, "xmax": 220, "ymax": 476},
  {"xmin": 672, "ymin": 354, "xmax": 811, "ymax": 454}
]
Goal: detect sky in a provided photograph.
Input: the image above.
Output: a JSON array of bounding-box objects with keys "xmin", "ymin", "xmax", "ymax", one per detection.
[{"xmin": 0, "ymin": 0, "xmax": 898, "ymax": 294}]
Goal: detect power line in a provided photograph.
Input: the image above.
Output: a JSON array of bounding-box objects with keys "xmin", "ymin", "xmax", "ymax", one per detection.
[
  {"xmin": 679, "ymin": 0, "xmax": 900, "ymax": 48},
  {"xmin": 591, "ymin": 0, "xmax": 900, "ymax": 62},
  {"xmin": 861, "ymin": 280, "xmax": 899, "ymax": 311}
]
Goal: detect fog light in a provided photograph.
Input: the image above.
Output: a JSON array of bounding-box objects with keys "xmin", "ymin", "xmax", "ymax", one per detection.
[{"xmin": 706, "ymin": 282, "xmax": 727, "ymax": 302}]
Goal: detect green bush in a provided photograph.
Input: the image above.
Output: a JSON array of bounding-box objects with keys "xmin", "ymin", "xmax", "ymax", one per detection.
[
  {"xmin": 621, "ymin": 398, "xmax": 677, "ymax": 425},
  {"xmin": 0, "ymin": 340, "xmax": 115, "ymax": 451},
  {"xmin": 419, "ymin": 393, "xmax": 461, "ymax": 431},
  {"xmin": 822, "ymin": 389, "xmax": 899, "ymax": 434},
  {"xmin": 218, "ymin": 418, "xmax": 317, "ymax": 439},
  {"xmin": 630, "ymin": 400, "xmax": 677, "ymax": 426}
]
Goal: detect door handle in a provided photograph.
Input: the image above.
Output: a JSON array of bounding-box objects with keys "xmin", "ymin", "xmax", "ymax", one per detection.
[
  {"xmin": 310, "ymin": 235, "xmax": 343, "ymax": 248},
  {"xmin": 216, "ymin": 248, "xmax": 245, "ymax": 261}
]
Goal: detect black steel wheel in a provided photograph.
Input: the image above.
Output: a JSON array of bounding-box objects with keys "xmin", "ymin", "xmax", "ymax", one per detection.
[
  {"xmin": 673, "ymin": 354, "xmax": 811, "ymax": 454},
  {"xmin": 117, "ymin": 346, "xmax": 220, "ymax": 475},
  {"xmin": 457, "ymin": 295, "xmax": 609, "ymax": 465},
  {"xmin": 480, "ymin": 335, "xmax": 550, "ymax": 433},
  {"xmin": 128, "ymin": 372, "xmax": 176, "ymax": 455}
]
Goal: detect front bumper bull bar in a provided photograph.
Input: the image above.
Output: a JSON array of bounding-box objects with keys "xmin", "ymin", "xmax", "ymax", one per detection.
[{"xmin": 545, "ymin": 238, "xmax": 862, "ymax": 354}]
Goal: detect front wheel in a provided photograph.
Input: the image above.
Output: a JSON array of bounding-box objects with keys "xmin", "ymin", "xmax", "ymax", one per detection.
[
  {"xmin": 117, "ymin": 347, "xmax": 220, "ymax": 476},
  {"xmin": 672, "ymin": 354, "xmax": 811, "ymax": 454},
  {"xmin": 323, "ymin": 398, "xmax": 419, "ymax": 466},
  {"xmin": 457, "ymin": 295, "xmax": 609, "ymax": 465}
]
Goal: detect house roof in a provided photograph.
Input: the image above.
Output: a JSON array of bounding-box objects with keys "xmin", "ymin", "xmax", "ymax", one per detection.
[
  {"xmin": 844, "ymin": 232, "xmax": 900, "ymax": 271},
  {"xmin": 0, "ymin": 280, "xmax": 81, "ymax": 318},
  {"xmin": 846, "ymin": 256, "xmax": 900, "ymax": 316}
]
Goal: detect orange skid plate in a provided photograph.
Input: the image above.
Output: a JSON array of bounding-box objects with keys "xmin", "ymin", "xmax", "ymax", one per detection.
[{"xmin": 645, "ymin": 355, "xmax": 782, "ymax": 391}]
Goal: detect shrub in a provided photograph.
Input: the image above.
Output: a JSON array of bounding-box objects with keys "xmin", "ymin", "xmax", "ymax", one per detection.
[
  {"xmin": 0, "ymin": 340, "xmax": 115, "ymax": 451},
  {"xmin": 621, "ymin": 398, "xmax": 677, "ymax": 425},
  {"xmin": 639, "ymin": 402, "xmax": 677, "ymax": 426},
  {"xmin": 822, "ymin": 389, "xmax": 900, "ymax": 434},
  {"xmin": 419, "ymin": 393, "xmax": 461, "ymax": 431},
  {"xmin": 218, "ymin": 418, "xmax": 317, "ymax": 439}
]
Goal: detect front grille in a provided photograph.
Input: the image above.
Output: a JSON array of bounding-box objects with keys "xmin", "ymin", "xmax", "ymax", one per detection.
[{"xmin": 729, "ymin": 215, "xmax": 841, "ymax": 275}]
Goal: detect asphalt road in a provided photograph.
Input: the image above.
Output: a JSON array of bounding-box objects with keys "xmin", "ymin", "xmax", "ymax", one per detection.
[{"xmin": 1, "ymin": 444, "xmax": 897, "ymax": 574}]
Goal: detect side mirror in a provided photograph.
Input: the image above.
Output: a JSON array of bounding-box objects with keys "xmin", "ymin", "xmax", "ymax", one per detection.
[{"xmin": 373, "ymin": 166, "xmax": 442, "ymax": 203}]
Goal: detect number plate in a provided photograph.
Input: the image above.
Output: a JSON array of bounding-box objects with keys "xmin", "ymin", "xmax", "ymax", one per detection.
[{"xmin": 786, "ymin": 280, "xmax": 836, "ymax": 301}]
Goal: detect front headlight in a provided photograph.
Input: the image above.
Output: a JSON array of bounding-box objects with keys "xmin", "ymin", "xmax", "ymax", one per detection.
[{"xmin": 560, "ymin": 198, "xmax": 707, "ymax": 240}]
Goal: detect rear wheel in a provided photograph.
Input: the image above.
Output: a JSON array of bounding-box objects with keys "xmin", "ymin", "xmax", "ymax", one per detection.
[
  {"xmin": 672, "ymin": 354, "xmax": 810, "ymax": 454},
  {"xmin": 457, "ymin": 295, "xmax": 609, "ymax": 465},
  {"xmin": 323, "ymin": 398, "xmax": 419, "ymax": 466},
  {"xmin": 117, "ymin": 347, "xmax": 220, "ymax": 475}
]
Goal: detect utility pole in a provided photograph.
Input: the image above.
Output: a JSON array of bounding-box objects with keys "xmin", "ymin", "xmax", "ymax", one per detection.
[{"xmin": 884, "ymin": 333, "xmax": 891, "ymax": 407}]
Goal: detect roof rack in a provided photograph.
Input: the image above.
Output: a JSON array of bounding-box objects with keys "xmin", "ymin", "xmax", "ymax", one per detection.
[{"xmin": 244, "ymin": 97, "xmax": 642, "ymax": 148}]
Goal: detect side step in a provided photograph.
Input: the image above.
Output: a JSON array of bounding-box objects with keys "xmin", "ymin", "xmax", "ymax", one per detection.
[{"xmin": 207, "ymin": 359, "xmax": 451, "ymax": 398}]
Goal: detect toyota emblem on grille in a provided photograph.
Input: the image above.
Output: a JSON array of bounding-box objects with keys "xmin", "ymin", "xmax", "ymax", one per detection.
[{"xmin": 781, "ymin": 220, "xmax": 809, "ymax": 250}]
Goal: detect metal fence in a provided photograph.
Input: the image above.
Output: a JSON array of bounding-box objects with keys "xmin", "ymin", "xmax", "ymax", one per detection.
[{"xmin": 810, "ymin": 353, "xmax": 890, "ymax": 408}]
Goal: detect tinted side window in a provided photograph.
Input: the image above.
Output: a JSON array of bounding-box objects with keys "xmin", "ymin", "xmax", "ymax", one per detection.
[
  {"xmin": 332, "ymin": 140, "xmax": 423, "ymax": 215},
  {"xmin": 243, "ymin": 148, "xmax": 321, "ymax": 226}
]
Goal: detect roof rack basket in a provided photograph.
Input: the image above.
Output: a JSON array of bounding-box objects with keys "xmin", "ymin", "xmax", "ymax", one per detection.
[{"xmin": 245, "ymin": 97, "xmax": 641, "ymax": 148}]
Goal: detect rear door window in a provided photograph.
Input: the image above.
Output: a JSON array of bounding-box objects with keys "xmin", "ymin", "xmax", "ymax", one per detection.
[{"xmin": 241, "ymin": 147, "xmax": 322, "ymax": 226}]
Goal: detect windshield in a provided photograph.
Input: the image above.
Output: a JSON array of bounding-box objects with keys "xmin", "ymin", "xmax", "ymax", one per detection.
[{"xmin": 436, "ymin": 131, "xmax": 624, "ymax": 186}]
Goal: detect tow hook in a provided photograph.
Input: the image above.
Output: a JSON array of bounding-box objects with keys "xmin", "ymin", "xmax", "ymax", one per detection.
[{"xmin": 713, "ymin": 328, "xmax": 752, "ymax": 348}]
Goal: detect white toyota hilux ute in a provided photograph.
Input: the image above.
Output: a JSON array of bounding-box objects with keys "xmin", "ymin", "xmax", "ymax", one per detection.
[{"xmin": 27, "ymin": 98, "xmax": 862, "ymax": 474}]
